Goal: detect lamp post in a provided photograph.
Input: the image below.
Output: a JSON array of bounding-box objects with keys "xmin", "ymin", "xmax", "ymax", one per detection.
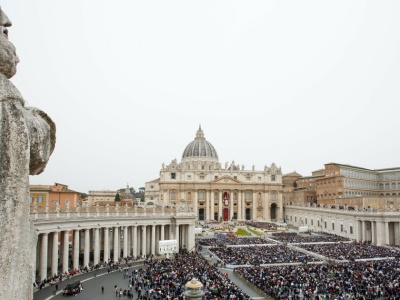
[{"xmin": 183, "ymin": 278, "xmax": 204, "ymax": 299}]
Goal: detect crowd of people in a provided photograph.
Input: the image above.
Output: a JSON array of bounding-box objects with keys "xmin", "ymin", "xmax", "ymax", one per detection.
[
  {"xmin": 209, "ymin": 246, "xmax": 319, "ymax": 265},
  {"xmin": 141, "ymin": 252, "xmax": 251, "ymax": 299},
  {"xmin": 234, "ymin": 259, "xmax": 400, "ymax": 299},
  {"xmin": 197, "ymin": 236, "xmax": 275, "ymax": 247},
  {"xmin": 270, "ymin": 232, "xmax": 350, "ymax": 244},
  {"xmin": 245, "ymin": 221, "xmax": 278, "ymax": 231},
  {"xmin": 298, "ymin": 241, "xmax": 400, "ymax": 260}
]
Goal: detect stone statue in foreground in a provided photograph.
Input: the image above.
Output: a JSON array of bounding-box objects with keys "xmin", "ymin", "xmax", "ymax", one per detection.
[{"xmin": 0, "ymin": 7, "xmax": 56, "ymax": 299}]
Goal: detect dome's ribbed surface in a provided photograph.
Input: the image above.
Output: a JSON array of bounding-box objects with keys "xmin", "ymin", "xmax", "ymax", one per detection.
[{"xmin": 182, "ymin": 126, "xmax": 218, "ymax": 160}]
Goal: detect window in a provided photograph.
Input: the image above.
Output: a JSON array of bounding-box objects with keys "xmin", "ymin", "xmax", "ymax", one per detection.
[
  {"xmin": 332, "ymin": 223, "xmax": 335, "ymax": 230},
  {"xmin": 150, "ymin": 197, "xmax": 153, "ymax": 200},
  {"xmin": 258, "ymin": 177, "xmax": 261, "ymax": 181},
  {"xmin": 52, "ymin": 200, "xmax": 58, "ymax": 205},
  {"xmin": 171, "ymin": 191, "xmax": 176, "ymax": 200},
  {"xmin": 187, "ymin": 175, "xmax": 191, "ymax": 180},
  {"xmin": 340, "ymin": 224, "xmax": 343, "ymax": 232},
  {"xmin": 38, "ymin": 196, "xmax": 44, "ymax": 203},
  {"xmin": 150, "ymin": 185, "xmax": 154, "ymax": 189},
  {"xmin": 199, "ymin": 191, "xmax": 205, "ymax": 200},
  {"xmin": 215, "ymin": 176, "xmax": 218, "ymax": 180},
  {"xmin": 245, "ymin": 192, "xmax": 251, "ymax": 200},
  {"xmin": 234, "ymin": 176, "xmax": 237, "ymax": 180},
  {"xmin": 246, "ymin": 176, "xmax": 251, "ymax": 181},
  {"xmin": 317, "ymin": 221, "xmax": 320, "ymax": 227},
  {"xmin": 271, "ymin": 175, "xmax": 276, "ymax": 181},
  {"xmin": 29, "ymin": 196, "xmax": 33, "ymax": 203},
  {"xmin": 200, "ymin": 176, "xmax": 205, "ymax": 180},
  {"xmin": 311, "ymin": 219, "xmax": 313, "ymax": 226},
  {"xmin": 324, "ymin": 222, "xmax": 327, "ymax": 229},
  {"xmin": 305, "ymin": 218, "xmax": 307, "ymax": 224},
  {"xmin": 65, "ymin": 199, "xmax": 70, "ymax": 206},
  {"xmin": 171, "ymin": 173, "xmax": 176, "ymax": 179},
  {"xmin": 295, "ymin": 217, "xmax": 297, "ymax": 222},
  {"xmin": 350, "ymin": 226, "xmax": 353, "ymax": 234}
]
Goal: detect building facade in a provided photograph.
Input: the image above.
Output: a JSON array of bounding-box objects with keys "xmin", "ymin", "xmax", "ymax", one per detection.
[
  {"xmin": 30, "ymin": 183, "xmax": 81, "ymax": 208},
  {"xmin": 145, "ymin": 126, "xmax": 284, "ymax": 222},
  {"xmin": 283, "ymin": 163, "xmax": 400, "ymax": 210}
]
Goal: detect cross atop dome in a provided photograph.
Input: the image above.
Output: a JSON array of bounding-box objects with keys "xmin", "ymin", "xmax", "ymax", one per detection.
[{"xmin": 196, "ymin": 124, "xmax": 204, "ymax": 139}]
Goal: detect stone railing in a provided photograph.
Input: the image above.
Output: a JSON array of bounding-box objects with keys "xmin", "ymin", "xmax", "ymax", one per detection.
[{"xmin": 29, "ymin": 204, "xmax": 194, "ymax": 221}]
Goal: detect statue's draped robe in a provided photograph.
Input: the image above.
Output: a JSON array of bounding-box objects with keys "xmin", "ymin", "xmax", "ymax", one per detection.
[{"xmin": 0, "ymin": 73, "xmax": 55, "ymax": 299}]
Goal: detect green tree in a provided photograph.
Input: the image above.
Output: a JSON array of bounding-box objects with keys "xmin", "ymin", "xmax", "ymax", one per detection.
[{"xmin": 114, "ymin": 193, "xmax": 121, "ymax": 201}]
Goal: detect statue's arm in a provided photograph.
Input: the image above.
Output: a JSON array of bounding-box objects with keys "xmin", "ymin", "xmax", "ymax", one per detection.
[{"xmin": 25, "ymin": 107, "xmax": 56, "ymax": 175}]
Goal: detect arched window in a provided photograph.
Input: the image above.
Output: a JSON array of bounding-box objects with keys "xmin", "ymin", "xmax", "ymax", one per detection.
[
  {"xmin": 385, "ymin": 183, "xmax": 390, "ymax": 190},
  {"xmin": 233, "ymin": 193, "xmax": 238, "ymax": 200},
  {"xmin": 199, "ymin": 191, "xmax": 204, "ymax": 200},
  {"xmin": 214, "ymin": 192, "xmax": 218, "ymax": 200},
  {"xmin": 245, "ymin": 192, "xmax": 251, "ymax": 200},
  {"xmin": 391, "ymin": 183, "xmax": 396, "ymax": 190}
]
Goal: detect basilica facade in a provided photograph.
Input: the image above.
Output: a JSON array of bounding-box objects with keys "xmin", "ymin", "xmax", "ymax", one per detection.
[{"xmin": 145, "ymin": 126, "xmax": 284, "ymax": 222}]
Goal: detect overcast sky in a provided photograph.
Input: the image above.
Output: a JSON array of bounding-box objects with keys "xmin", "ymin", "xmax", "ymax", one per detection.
[{"xmin": 3, "ymin": 1, "xmax": 400, "ymax": 193}]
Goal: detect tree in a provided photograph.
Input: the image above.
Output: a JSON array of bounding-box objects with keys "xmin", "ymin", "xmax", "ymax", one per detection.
[{"xmin": 114, "ymin": 193, "xmax": 121, "ymax": 201}]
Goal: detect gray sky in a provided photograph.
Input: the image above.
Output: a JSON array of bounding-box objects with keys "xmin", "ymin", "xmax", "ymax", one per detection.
[{"xmin": 3, "ymin": 1, "xmax": 400, "ymax": 193}]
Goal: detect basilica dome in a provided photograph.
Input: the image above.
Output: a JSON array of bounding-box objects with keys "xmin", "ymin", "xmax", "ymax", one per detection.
[{"xmin": 182, "ymin": 126, "xmax": 219, "ymax": 161}]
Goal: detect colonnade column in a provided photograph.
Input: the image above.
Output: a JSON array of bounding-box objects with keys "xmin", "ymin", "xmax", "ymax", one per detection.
[
  {"xmin": 194, "ymin": 191, "xmax": 198, "ymax": 219},
  {"xmin": 384, "ymin": 222, "xmax": 390, "ymax": 245},
  {"xmin": 361, "ymin": 221, "xmax": 366, "ymax": 242},
  {"xmin": 160, "ymin": 225, "xmax": 165, "ymax": 241},
  {"xmin": 278, "ymin": 192, "xmax": 284, "ymax": 222},
  {"xmin": 376, "ymin": 221, "xmax": 383, "ymax": 246},
  {"xmin": 123, "ymin": 226, "xmax": 128, "ymax": 258},
  {"xmin": 73, "ymin": 230, "xmax": 80, "ymax": 270},
  {"xmin": 151, "ymin": 225, "xmax": 156, "ymax": 256},
  {"xmin": 40, "ymin": 233, "xmax": 48, "ymax": 281},
  {"xmin": 206, "ymin": 191, "xmax": 210, "ymax": 220},
  {"xmin": 142, "ymin": 225, "xmax": 147, "ymax": 257},
  {"xmin": 230, "ymin": 190, "xmax": 234, "ymax": 220},
  {"xmin": 187, "ymin": 224, "xmax": 195, "ymax": 251},
  {"xmin": 51, "ymin": 232, "xmax": 59, "ymax": 276},
  {"xmin": 62, "ymin": 231, "xmax": 69, "ymax": 273},
  {"xmin": 132, "ymin": 226, "xmax": 137, "ymax": 258},
  {"xmin": 238, "ymin": 191, "xmax": 242, "ymax": 220},
  {"xmin": 394, "ymin": 222, "xmax": 400, "ymax": 246},
  {"xmin": 113, "ymin": 227, "xmax": 119, "ymax": 261},
  {"xmin": 211, "ymin": 192, "xmax": 215, "ymax": 221},
  {"xmin": 175, "ymin": 224, "xmax": 180, "ymax": 250},
  {"xmin": 84, "ymin": 229, "xmax": 90, "ymax": 267},
  {"xmin": 252, "ymin": 191, "xmax": 257, "ymax": 219},
  {"xmin": 103, "ymin": 228, "xmax": 109, "ymax": 263},
  {"xmin": 371, "ymin": 221, "xmax": 376, "ymax": 245},
  {"xmin": 94, "ymin": 228, "xmax": 100, "ymax": 265},
  {"xmin": 218, "ymin": 190, "xmax": 222, "ymax": 220}
]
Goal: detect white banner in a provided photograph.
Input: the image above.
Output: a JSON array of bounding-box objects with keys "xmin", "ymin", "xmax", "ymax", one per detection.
[{"xmin": 159, "ymin": 239, "xmax": 178, "ymax": 254}]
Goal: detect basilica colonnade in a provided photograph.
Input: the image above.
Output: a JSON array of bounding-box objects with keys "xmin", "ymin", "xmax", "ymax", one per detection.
[{"xmin": 32, "ymin": 208, "xmax": 195, "ymax": 282}]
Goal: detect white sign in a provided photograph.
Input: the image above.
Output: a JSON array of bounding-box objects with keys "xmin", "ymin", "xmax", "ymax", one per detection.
[{"xmin": 159, "ymin": 239, "xmax": 178, "ymax": 254}]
